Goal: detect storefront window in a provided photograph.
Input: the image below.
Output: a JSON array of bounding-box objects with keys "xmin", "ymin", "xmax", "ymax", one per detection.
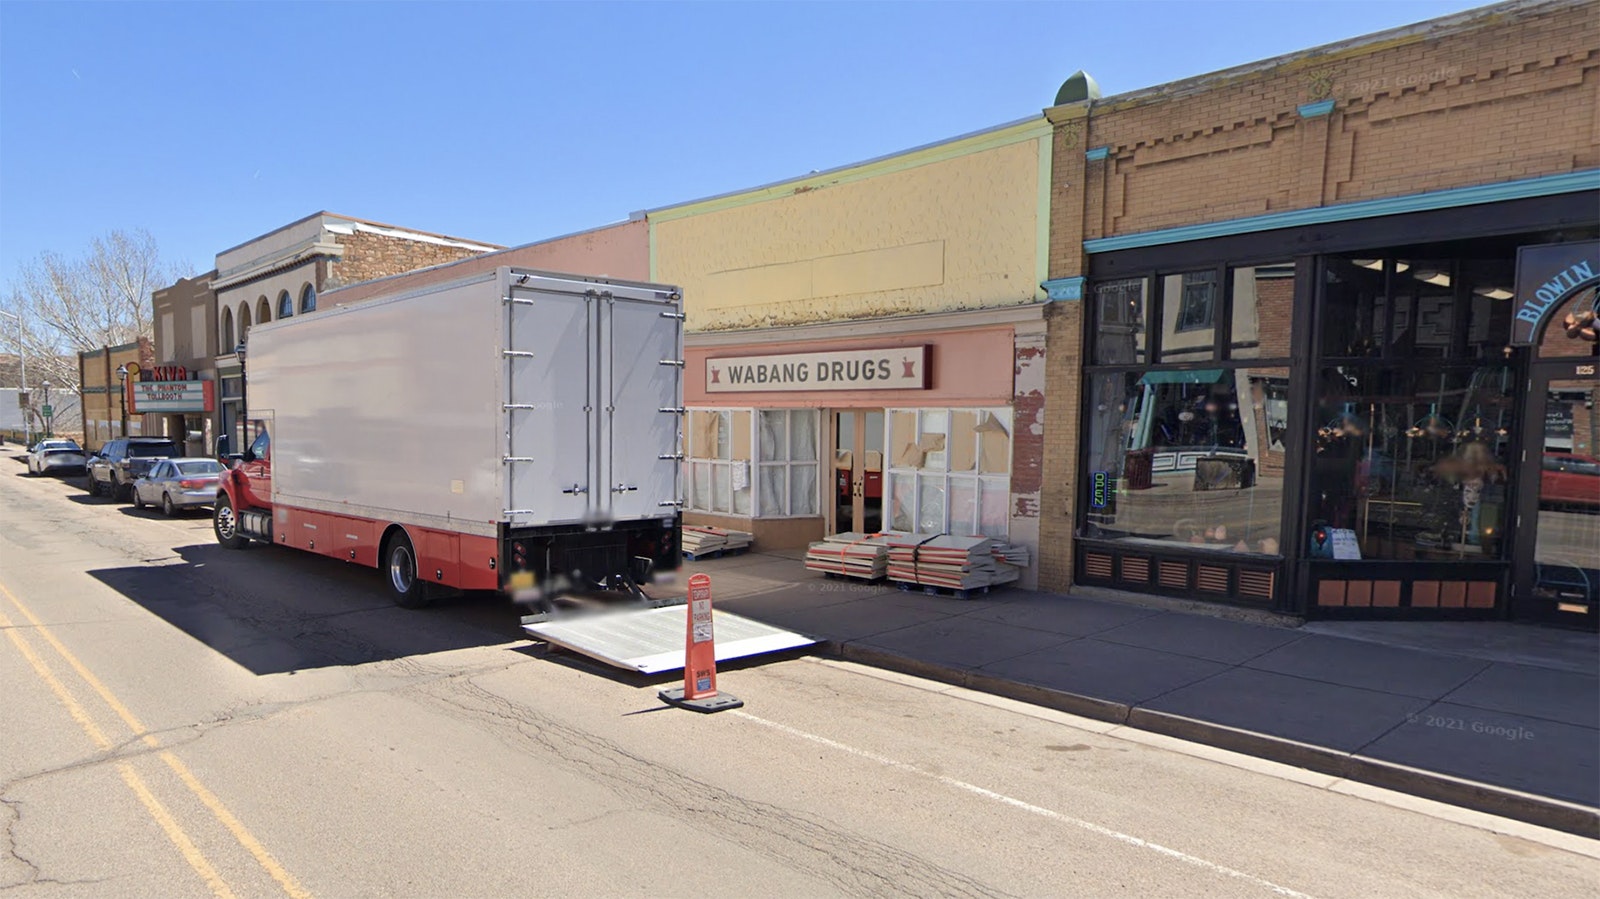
[
  {"xmin": 686, "ymin": 409, "xmax": 752, "ymax": 515},
  {"xmin": 1324, "ymin": 256, "xmax": 1521, "ymax": 360},
  {"xmin": 887, "ymin": 407, "xmax": 1012, "ymax": 537},
  {"xmin": 1307, "ymin": 365, "xmax": 1514, "ymax": 560},
  {"xmin": 1082, "ymin": 370, "xmax": 1282, "ymax": 554},
  {"xmin": 757, "ymin": 409, "xmax": 818, "ymax": 517},
  {"xmin": 1092, "ymin": 278, "xmax": 1148, "ymax": 365},
  {"xmin": 1229, "ymin": 262, "xmax": 1295, "ymax": 359},
  {"xmin": 1158, "ymin": 270, "xmax": 1219, "ymax": 363},
  {"xmin": 1321, "ymin": 259, "xmax": 1388, "ymax": 358}
]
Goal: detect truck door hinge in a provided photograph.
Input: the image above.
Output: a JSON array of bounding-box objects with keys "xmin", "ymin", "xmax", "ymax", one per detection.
[
  {"xmin": 503, "ymin": 351, "xmax": 536, "ymax": 358},
  {"xmin": 503, "ymin": 404, "xmax": 538, "ymax": 410},
  {"xmin": 613, "ymin": 484, "xmax": 638, "ymax": 493},
  {"xmin": 659, "ymin": 359, "xmax": 685, "ymax": 367},
  {"xmin": 659, "ymin": 311, "xmax": 686, "ymax": 320},
  {"xmin": 659, "ymin": 407, "xmax": 686, "ymax": 415},
  {"xmin": 562, "ymin": 484, "xmax": 589, "ymax": 495},
  {"xmin": 659, "ymin": 499, "xmax": 685, "ymax": 508},
  {"xmin": 658, "ymin": 453, "xmax": 684, "ymax": 460},
  {"xmin": 503, "ymin": 456, "xmax": 536, "ymax": 463}
]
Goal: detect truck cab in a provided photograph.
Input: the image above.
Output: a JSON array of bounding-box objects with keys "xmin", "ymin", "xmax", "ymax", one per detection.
[{"xmin": 213, "ymin": 421, "xmax": 275, "ymax": 549}]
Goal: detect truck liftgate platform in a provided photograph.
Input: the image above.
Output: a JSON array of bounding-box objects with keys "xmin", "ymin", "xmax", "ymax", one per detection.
[{"xmin": 522, "ymin": 606, "xmax": 817, "ymax": 675}]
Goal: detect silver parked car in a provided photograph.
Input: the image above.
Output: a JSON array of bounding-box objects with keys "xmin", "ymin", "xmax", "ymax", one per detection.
[
  {"xmin": 131, "ymin": 458, "xmax": 226, "ymax": 516},
  {"xmin": 27, "ymin": 439, "xmax": 87, "ymax": 476}
]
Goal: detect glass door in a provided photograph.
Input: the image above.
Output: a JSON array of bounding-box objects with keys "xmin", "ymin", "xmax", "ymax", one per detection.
[
  {"xmin": 830, "ymin": 410, "xmax": 884, "ymax": 535},
  {"xmin": 1513, "ymin": 364, "xmax": 1600, "ymax": 627}
]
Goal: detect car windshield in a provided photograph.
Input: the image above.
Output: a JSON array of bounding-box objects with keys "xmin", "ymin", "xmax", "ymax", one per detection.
[
  {"xmin": 128, "ymin": 443, "xmax": 178, "ymax": 458},
  {"xmin": 173, "ymin": 460, "xmax": 223, "ymax": 475},
  {"xmin": 42, "ymin": 442, "xmax": 80, "ymax": 451}
]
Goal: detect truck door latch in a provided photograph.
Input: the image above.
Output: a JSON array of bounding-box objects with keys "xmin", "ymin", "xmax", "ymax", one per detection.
[
  {"xmin": 562, "ymin": 484, "xmax": 589, "ymax": 495},
  {"xmin": 613, "ymin": 484, "xmax": 638, "ymax": 493}
]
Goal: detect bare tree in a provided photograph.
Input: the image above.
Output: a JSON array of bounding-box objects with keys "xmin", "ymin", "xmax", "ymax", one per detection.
[{"xmin": 1, "ymin": 228, "xmax": 187, "ymax": 396}]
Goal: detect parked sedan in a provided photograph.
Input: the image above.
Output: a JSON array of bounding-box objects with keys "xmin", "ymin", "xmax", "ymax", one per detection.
[
  {"xmin": 27, "ymin": 439, "xmax": 87, "ymax": 476},
  {"xmin": 131, "ymin": 458, "xmax": 225, "ymax": 516}
]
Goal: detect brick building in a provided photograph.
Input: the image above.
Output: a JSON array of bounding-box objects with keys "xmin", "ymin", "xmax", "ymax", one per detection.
[
  {"xmin": 174, "ymin": 213, "xmax": 501, "ymax": 455},
  {"xmin": 1039, "ymin": 0, "xmax": 1599, "ymax": 625},
  {"xmin": 77, "ymin": 339, "xmax": 155, "ymax": 452}
]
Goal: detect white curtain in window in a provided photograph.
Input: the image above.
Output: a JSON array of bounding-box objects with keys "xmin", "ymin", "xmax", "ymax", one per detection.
[
  {"xmin": 789, "ymin": 411, "xmax": 817, "ymax": 461},
  {"xmin": 759, "ymin": 464, "xmax": 786, "ymax": 513},
  {"xmin": 790, "ymin": 465, "xmax": 817, "ymax": 516}
]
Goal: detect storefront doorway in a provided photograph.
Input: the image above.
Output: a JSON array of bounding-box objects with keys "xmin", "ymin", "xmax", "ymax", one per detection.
[
  {"xmin": 1513, "ymin": 364, "xmax": 1600, "ymax": 627},
  {"xmin": 831, "ymin": 410, "xmax": 884, "ymax": 534}
]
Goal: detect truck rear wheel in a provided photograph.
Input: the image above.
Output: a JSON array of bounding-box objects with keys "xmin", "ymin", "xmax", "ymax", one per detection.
[
  {"xmin": 384, "ymin": 531, "xmax": 433, "ymax": 609},
  {"xmin": 213, "ymin": 497, "xmax": 247, "ymax": 550}
]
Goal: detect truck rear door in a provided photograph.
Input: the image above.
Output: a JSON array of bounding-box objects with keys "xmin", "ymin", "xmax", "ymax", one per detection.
[
  {"xmin": 505, "ymin": 283, "xmax": 598, "ymax": 526},
  {"xmin": 599, "ymin": 289, "xmax": 682, "ymax": 521}
]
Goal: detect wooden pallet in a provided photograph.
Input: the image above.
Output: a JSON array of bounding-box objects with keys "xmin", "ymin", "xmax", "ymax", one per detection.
[
  {"xmin": 892, "ymin": 580, "xmax": 996, "ymax": 601},
  {"xmin": 682, "ymin": 545, "xmax": 751, "ymax": 562}
]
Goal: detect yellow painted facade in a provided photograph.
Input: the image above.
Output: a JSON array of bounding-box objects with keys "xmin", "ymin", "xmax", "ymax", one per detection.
[{"xmin": 651, "ymin": 120, "xmax": 1052, "ymax": 331}]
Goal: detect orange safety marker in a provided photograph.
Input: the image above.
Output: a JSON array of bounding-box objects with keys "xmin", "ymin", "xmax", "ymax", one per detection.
[{"xmin": 658, "ymin": 573, "xmax": 743, "ymax": 713}]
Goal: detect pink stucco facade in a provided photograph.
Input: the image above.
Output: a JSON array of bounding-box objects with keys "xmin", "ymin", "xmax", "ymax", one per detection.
[{"xmin": 322, "ymin": 219, "xmax": 649, "ymax": 305}]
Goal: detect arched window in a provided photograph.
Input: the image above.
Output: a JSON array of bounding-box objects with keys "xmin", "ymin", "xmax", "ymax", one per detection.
[
  {"xmin": 300, "ymin": 283, "xmax": 317, "ymax": 313},
  {"xmin": 278, "ymin": 290, "xmax": 293, "ymax": 319},
  {"xmin": 238, "ymin": 303, "xmax": 252, "ymax": 340},
  {"xmin": 220, "ymin": 306, "xmax": 235, "ymax": 353},
  {"xmin": 257, "ymin": 297, "xmax": 271, "ymax": 323}
]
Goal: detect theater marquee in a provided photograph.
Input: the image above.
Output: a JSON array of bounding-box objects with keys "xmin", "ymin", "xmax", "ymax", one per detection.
[{"xmin": 705, "ymin": 346, "xmax": 929, "ymax": 393}]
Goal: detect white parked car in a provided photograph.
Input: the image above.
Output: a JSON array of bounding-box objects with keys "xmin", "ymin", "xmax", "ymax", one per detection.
[
  {"xmin": 131, "ymin": 458, "xmax": 226, "ymax": 516},
  {"xmin": 27, "ymin": 439, "xmax": 87, "ymax": 476}
]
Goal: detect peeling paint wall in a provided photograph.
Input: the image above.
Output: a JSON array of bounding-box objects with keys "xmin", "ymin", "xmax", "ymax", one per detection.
[
  {"xmin": 654, "ymin": 135, "xmax": 1046, "ymax": 332},
  {"xmin": 1009, "ymin": 325, "xmax": 1047, "ymax": 589}
]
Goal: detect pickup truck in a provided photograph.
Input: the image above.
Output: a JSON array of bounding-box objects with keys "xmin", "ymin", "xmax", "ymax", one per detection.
[{"xmin": 87, "ymin": 437, "xmax": 182, "ymax": 500}]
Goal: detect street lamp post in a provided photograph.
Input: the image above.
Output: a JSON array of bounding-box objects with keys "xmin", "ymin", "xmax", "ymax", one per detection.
[
  {"xmin": 41, "ymin": 379, "xmax": 51, "ymax": 438},
  {"xmin": 0, "ymin": 309, "xmax": 27, "ymax": 447},
  {"xmin": 234, "ymin": 341, "xmax": 247, "ymax": 452},
  {"xmin": 116, "ymin": 365, "xmax": 129, "ymax": 437}
]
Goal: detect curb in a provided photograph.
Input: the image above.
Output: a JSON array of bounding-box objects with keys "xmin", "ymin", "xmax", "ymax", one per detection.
[{"xmin": 830, "ymin": 641, "xmax": 1600, "ymax": 840}]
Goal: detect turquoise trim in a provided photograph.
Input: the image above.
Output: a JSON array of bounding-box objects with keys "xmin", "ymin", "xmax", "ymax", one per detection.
[
  {"xmin": 1084, "ymin": 170, "xmax": 1600, "ymax": 254},
  {"xmin": 1298, "ymin": 100, "xmax": 1335, "ymax": 118},
  {"xmin": 1043, "ymin": 276, "xmax": 1086, "ymax": 301},
  {"xmin": 1140, "ymin": 369, "xmax": 1223, "ymax": 385},
  {"xmin": 1085, "ymin": 146, "xmax": 1110, "ymax": 161}
]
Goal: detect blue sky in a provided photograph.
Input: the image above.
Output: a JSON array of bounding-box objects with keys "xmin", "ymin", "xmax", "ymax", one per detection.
[{"xmin": 1, "ymin": 0, "xmax": 1484, "ymax": 286}]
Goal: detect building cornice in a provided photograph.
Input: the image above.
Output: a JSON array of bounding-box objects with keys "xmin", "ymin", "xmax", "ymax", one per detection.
[{"xmin": 685, "ymin": 303, "xmax": 1048, "ymax": 347}]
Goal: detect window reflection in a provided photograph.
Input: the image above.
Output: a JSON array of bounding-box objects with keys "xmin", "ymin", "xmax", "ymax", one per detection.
[
  {"xmin": 1308, "ymin": 366, "xmax": 1514, "ymax": 559},
  {"xmin": 1092, "ymin": 278, "xmax": 1147, "ymax": 365},
  {"xmin": 1229, "ymin": 263, "xmax": 1294, "ymax": 359},
  {"xmin": 1158, "ymin": 270, "xmax": 1218, "ymax": 363},
  {"xmin": 1083, "ymin": 370, "xmax": 1282, "ymax": 554}
]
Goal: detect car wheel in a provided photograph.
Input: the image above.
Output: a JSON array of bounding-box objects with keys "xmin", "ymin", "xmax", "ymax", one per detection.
[
  {"xmin": 162, "ymin": 493, "xmax": 176, "ymax": 517},
  {"xmin": 132, "ymin": 489, "xmax": 145, "ymax": 510},
  {"xmin": 213, "ymin": 496, "xmax": 247, "ymax": 550},
  {"xmin": 384, "ymin": 531, "xmax": 433, "ymax": 609},
  {"xmin": 114, "ymin": 476, "xmax": 130, "ymax": 501},
  {"xmin": 87, "ymin": 476, "xmax": 100, "ymax": 497}
]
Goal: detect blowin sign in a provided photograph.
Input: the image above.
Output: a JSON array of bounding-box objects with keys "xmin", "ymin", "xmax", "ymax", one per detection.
[{"xmin": 658, "ymin": 573, "xmax": 744, "ymax": 713}]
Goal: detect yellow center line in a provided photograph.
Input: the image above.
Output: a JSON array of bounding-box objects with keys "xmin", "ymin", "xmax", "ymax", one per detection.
[
  {"xmin": 0, "ymin": 579, "xmax": 313, "ymax": 899},
  {"xmin": 0, "ymin": 606, "xmax": 235, "ymax": 899}
]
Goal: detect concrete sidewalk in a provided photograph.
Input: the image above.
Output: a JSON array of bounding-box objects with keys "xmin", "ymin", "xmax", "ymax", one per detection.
[{"xmin": 682, "ymin": 550, "xmax": 1600, "ymax": 838}]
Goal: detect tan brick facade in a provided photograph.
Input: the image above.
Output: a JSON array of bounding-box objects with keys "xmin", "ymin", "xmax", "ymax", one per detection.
[
  {"xmin": 325, "ymin": 229, "xmax": 490, "ymax": 290},
  {"xmin": 1039, "ymin": 0, "xmax": 1600, "ymax": 593}
]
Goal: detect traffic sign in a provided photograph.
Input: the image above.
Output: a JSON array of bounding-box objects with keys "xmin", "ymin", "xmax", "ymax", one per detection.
[{"xmin": 41, "ymin": 404, "xmax": 52, "ymax": 417}]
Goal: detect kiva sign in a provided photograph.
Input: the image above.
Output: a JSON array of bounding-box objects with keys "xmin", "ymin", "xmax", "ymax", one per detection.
[
  {"xmin": 705, "ymin": 346, "xmax": 929, "ymax": 393},
  {"xmin": 1511, "ymin": 241, "xmax": 1599, "ymax": 345}
]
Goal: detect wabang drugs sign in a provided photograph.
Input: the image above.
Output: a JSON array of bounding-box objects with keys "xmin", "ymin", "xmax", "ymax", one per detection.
[{"xmin": 705, "ymin": 346, "xmax": 929, "ymax": 393}]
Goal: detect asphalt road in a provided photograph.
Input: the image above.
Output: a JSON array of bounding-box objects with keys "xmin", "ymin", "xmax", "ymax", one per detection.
[{"xmin": 1, "ymin": 455, "xmax": 1597, "ymax": 898}]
